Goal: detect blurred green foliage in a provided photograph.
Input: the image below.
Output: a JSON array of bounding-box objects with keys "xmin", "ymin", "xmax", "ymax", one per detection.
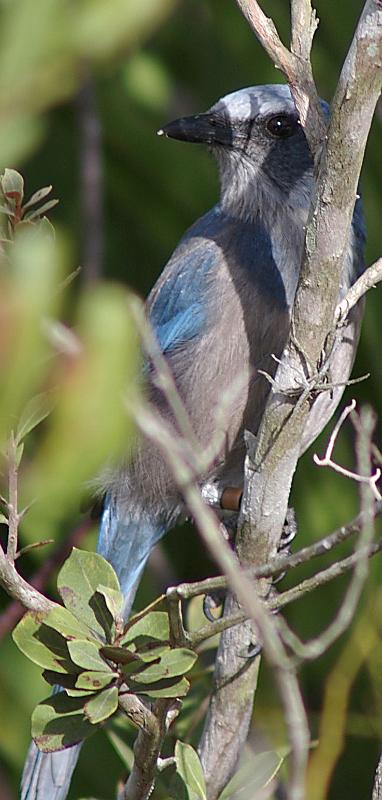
[{"xmin": 0, "ymin": 1, "xmax": 381, "ymax": 799}]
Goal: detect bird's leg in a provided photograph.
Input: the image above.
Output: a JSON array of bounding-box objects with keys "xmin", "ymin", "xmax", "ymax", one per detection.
[
  {"xmin": 245, "ymin": 508, "xmax": 298, "ymax": 658},
  {"xmin": 200, "ymin": 481, "xmax": 242, "ymax": 621}
]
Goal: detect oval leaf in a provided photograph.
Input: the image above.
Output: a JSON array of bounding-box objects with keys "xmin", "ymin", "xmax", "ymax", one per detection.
[
  {"xmin": 100, "ymin": 645, "xmax": 143, "ymax": 666},
  {"xmin": 84, "ymin": 686, "xmax": 118, "ymax": 724},
  {"xmin": 13, "ymin": 612, "xmax": 78, "ymax": 674},
  {"xmin": 175, "ymin": 741, "xmax": 207, "ymax": 800},
  {"xmin": 43, "ymin": 606, "xmax": 96, "ymax": 642},
  {"xmin": 96, "ymin": 584, "xmax": 124, "ymax": 620},
  {"xmin": 23, "ymin": 185, "xmax": 53, "ymax": 210},
  {"xmin": 219, "ymin": 749, "xmax": 284, "ymax": 798},
  {"xmin": 129, "ymin": 676, "xmax": 190, "ymax": 698},
  {"xmin": 32, "ymin": 691, "xmax": 96, "ymax": 752},
  {"xmin": 67, "ymin": 639, "xmax": 111, "ymax": 671},
  {"xmin": 121, "ymin": 611, "xmax": 170, "ymax": 645},
  {"xmin": 57, "ymin": 548, "xmax": 120, "ymax": 640},
  {"xmin": 16, "ymin": 391, "xmax": 55, "ymax": 441},
  {"xmin": 75, "ymin": 670, "xmax": 118, "ymax": 692},
  {"xmin": 131, "ymin": 648, "xmax": 197, "ymax": 684},
  {"xmin": 1, "ymin": 168, "xmax": 24, "ymax": 202}
]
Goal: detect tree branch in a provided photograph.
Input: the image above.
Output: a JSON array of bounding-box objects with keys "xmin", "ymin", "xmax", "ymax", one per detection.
[
  {"xmin": 235, "ymin": 0, "xmax": 325, "ymax": 152},
  {"xmin": 335, "ymin": 256, "xmax": 382, "ymax": 324},
  {"xmin": 0, "ymin": 545, "xmax": 56, "ymax": 614},
  {"xmin": 198, "ymin": 3, "xmax": 382, "ymax": 798},
  {"xmin": 373, "ymin": 754, "xmax": 382, "ymax": 800}
]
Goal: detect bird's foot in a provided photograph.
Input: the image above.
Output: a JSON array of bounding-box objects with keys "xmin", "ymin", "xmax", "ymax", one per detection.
[
  {"xmin": 271, "ymin": 507, "xmax": 298, "ymax": 585},
  {"xmin": 203, "ymin": 590, "xmax": 226, "ymax": 622}
]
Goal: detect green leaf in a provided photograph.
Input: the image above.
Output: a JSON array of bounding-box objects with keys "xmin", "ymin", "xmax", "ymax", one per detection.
[
  {"xmin": 100, "ymin": 645, "xmax": 143, "ymax": 666},
  {"xmin": 130, "ymin": 676, "xmax": 190, "ymax": 699},
  {"xmin": 67, "ymin": 639, "xmax": 111, "ymax": 671},
  {"xmin": 75, "ymin": 670, "xmax": 118, "ymax": 692},
  {"xmin": 0, "ymin": 513, "xmax": 8, "ymax": 524},
  {"xmin": 57, "ymin": 548, "xmax": 121, "ymax": 640},
  {"xmin": 175, "ymin": 741, "xmax": 207, "ymax": 800},
  {"xmin": 131, "ymin": 648, "xmax": 197, "ymax": 684},
  {"xmin": 84, "ymin": 686, "xmax": 118, "ymax": 724},
  {"xmin": 219, "ymin": 749, "xmax": 284, "ymax": 799},
  {"xmin": 107, "ymin": 727, "xmax": 134, "ymax": 770},
  {"xmin": 16, "ymin": 391, "xmax": 55, "ymax": 441},
  {"xmin": 32, "ymin": 691, "xmax": 96, "ymax": 752},
  {"xmin": 1, "ymin": 168, "xmax": 24, "ymax": 203},
  {"xmin": 23, "ymin": 185, "xmax": 53, "ymax": 210},
  {"xmin": 136, "ymin": 643, "xmax": 170, "ymax": 662},
  {"xmin": 42, "ymin": 670, "xmax": 79, "ymax": 690},
  {"xmin": 96, "ymin": 584, "xmax": 124, "ymax": 620},
  {"xmin": 121, "ymin": 611, "xmax": 170, "ymax": 644},
  {"xmin": 12, "ymin": 611, "xmax": 79, "ymax": 674},
  {"xmin": 24, "ymin": 198, "xmax": 59, "ymax": 221},
  {"xmin": 43, "ymin": 605, "xmax": 96, "ymax": 642}
]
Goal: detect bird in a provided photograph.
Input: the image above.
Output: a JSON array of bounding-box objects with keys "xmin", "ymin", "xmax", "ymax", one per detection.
[{"xmin": 20, "ymin": 83, "xmax": 365, "ymax": 799}]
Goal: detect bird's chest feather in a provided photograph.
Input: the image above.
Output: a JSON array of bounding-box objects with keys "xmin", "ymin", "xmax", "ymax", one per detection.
[{"xmin": 164, "ymin": 221, "xmax": 294, "ymax": 459}]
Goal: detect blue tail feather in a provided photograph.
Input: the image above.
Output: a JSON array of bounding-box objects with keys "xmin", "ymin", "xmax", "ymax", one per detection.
[
  {"xmin": 20, "ymin": 495, "xmax": 168, "ymax": 799},
  {"xmin": 97, "ymin": 494, "xmax": 167, "ymax": 619}
]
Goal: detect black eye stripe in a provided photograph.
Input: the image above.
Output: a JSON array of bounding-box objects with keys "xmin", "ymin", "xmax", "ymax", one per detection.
[{"xmin": 265, "ymin": 114, "xmax": 298, "ymax": 138}]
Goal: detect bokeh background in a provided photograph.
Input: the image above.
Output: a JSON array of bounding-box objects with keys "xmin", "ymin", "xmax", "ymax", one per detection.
[{"xmin": 0, "ymin": 1, "xmax": 381, "ymax": 798}]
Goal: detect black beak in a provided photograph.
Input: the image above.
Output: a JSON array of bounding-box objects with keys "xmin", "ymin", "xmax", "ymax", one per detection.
[{"xmin": 158, "ymin": 112, "xmax": 233, "ymax": 147}]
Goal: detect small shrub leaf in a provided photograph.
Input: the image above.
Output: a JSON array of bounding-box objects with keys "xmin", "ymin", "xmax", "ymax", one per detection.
[
  {"xmin": 57, "ymin": 548, "xmax": 120, "ymax": 640},
  {"xmin": 100, "ymin": 645, "xmax": 143, "ymax": 666},
  {"xmin": 32, "ymin": 691, "xmax": 96, "ymax": 752},
  {"xmin": 175, "ymin": 741, "xmax": 207, "ymax": 800},
  {"xmin": 84, "ymin": 686, "xmax": 119, "ymax": 724},
  {"xmin": 129, "ymin": 676, "xmax": 190, "ymax": 698},
  {"xmin": 16, "ymin": 391, "xmax": 55, "ymax": 441},
  {"xmin": 23, "ymin": 185, "xmax": 53, "ymax": 209},
  {"xmin": 75, "ymin": 670, "xmax": 118, "ymax": 692},
  {"xmin": 121, "ymin": 611, "xmax": 169, "ymax": 644},
  {"xmin": 67, "ymin": 639, "xmax": 111, "ymax": 672},
  {"xmin": 131, "ymin": 648, "xmax": 197, "ymax": 684},
  {"xmin": 12, "ymin": 612, "xmax": 78, "ymax": 674}
]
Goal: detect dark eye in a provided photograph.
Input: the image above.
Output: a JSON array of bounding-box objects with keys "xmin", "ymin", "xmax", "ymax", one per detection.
[{"xmin": 266, "ymin": 115, "xmax": 298, "ymax": 138}]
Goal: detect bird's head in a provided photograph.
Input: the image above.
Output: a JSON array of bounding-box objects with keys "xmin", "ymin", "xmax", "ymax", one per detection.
[{"xmin": 159, "ymin": 85, "xmax": 320, "ymax": 219}]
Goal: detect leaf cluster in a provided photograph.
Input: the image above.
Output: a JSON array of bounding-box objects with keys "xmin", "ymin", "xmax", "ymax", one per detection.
[{"xmin": 12, "ymin": 548, "xmax": 197, "ymax": 753}]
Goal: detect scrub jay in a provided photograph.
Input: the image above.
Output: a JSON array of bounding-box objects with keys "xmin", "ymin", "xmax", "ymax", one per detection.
[{"xmin": 21, "ymin": 83, "xmax": 365, "ymax": 799}]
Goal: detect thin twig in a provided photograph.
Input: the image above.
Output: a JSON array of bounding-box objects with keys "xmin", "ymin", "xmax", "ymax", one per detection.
[
  {"xmin": 0, "ymin": 516, "xmax": 91, "ymax": 640},
  {"xmin": 6, "ymin": 432, "xmax": 19, "ymax": 563},
  {"xmin": 313, "ymin": 400, "xmax": 382, "ymax": 500},
  {"xmin": 234, "ymin": 0, "xmax": 325, "ymax": 152},
  {"xmin": 175, "ymin": 537, "xmax": 382, "ymax": 648},
  {"xmin": 277, "ymin": 405, "xmax": 377, "ymax": 661},
  {"xmin": 335, "ymin": 256, "xmax": 382, "ymax": 325}
]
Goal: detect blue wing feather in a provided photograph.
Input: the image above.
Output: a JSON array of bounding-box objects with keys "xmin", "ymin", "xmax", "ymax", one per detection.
[{"xmin": 148, "ymin": 207, "xmax": 222, "ymax": 352}]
